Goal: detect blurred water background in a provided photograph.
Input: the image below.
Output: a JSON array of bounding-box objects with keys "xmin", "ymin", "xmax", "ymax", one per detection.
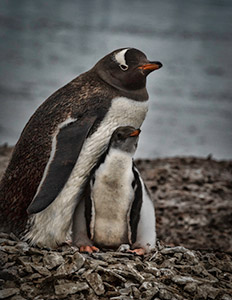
[{"xmin": 0, "ymin": 0, "xmax": 232, "ymax": 159}]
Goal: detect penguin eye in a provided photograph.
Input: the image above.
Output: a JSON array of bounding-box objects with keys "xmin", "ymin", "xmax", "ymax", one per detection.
[
  {"xmin": 117, "ymin": 133, "xmax": 123, "ymax": 139},
  {"xmin": 119, "ymin": 64, "xmax": 128, "ymax": 71}
]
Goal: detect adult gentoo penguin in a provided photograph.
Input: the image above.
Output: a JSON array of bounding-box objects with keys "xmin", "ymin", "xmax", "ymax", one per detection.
[
  {"xmin": 72, "ymin": 126, "xmax": 156, "ymax": 255},
  {"xmin": 0, "ymin": 48, "xmax": 162, "ymax": 247}
]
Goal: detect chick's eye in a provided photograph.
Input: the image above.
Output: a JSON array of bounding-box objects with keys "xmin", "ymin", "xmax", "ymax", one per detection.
[{"xmin": 120, "ymin": 64, "xmax": 128, "ymax": 71}]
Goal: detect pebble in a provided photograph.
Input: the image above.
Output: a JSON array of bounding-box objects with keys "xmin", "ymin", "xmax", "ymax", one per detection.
[
  {"xmin": 54, "ymin": 280, "xmax": 89, "ymax": 296},
  {"xmin": 86, "ymin": 272, "xmax": 105, "ymax": 295},
  {"xmin": 172, "ymin": 275, "xmax": 200, "ymax": 285},
  {"xmin": 43, "ymin": 252, "xmax": 65, "ymax": 269},
  {"xmin": 159, "ymin": 289, "xmax": 173, "ymax": 300},
  {"xmin": 0, "ymin": 288, "xmax": 20, "ymax": 299},
  {"xmin": 221, "ymin": 295, "xmax": 232, "ymax": 300},
  {"xmin": 184, "ymin": 282, "xmax": 197, "ymax": 293},
  {"xmin": 55, "ymin": 251, "xmax": 85, "ymax": 276}
]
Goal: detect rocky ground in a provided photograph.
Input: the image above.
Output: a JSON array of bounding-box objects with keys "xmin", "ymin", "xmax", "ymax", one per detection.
[
  {"xmin": 136, "ymin": 157, "xmax": 232, "ymax": 253},
  {"xmin": 0, "ymin": 145, "xmax": 232, "ymax": 299}
]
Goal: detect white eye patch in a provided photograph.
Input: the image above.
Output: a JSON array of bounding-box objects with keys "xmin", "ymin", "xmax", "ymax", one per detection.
[{"xmin": 114, "ymin": 49, "xmax": 129, "ymax": 70}]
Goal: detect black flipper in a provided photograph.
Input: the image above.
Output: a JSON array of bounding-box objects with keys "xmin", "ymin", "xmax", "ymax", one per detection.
[
  {"xmin": 27, "ymin": 116, "xmax": 97, "ymax": 214},
  {"xmin": 129, "ymin": 164, "xmax": 143, "ymax": 244},
  {"xmin": 85, "ymin": 177, "xmax": 94, "ymax": 240}
]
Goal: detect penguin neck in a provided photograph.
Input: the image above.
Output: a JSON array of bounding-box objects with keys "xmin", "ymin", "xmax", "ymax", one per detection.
[
  {"xmin": 116, "ymin": 86, "xmax": 149, "ymax": 102},
  {"xmin": 98, "ymin": 147, "xmax": 133, "ymax": 179},
  {"xmin": 86, "ymin": 68, "xmax": 149, "ymax": 102},
  {"xmin": 109, "ymin": 147, "xmax": 134, "ymax": 159}
]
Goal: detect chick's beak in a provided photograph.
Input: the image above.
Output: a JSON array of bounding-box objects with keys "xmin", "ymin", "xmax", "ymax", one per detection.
[{"xmin": 130, "ymin": 129, "xmax": 141, "ymax": 137}]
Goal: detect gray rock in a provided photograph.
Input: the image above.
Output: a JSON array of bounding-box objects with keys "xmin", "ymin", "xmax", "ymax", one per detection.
[
  {"xmin": 11, "ymin": 296, "xmax": 27, "ymax": 300},
  {"xmin": 140, "ymin": 281, "xmax": 153, "ymax": 291},
  {"xmin": 141, "ymin": 286, "xmax": 159, "ymax": 299},
  {"xmin": 159, "ymin": 268, "xmax": 175, "ymax": 279},
  {"xmin": 18, "ymin": 256, "xmax": 34, "ymax": 274},
  {"xmin": 159, "ymin": 289, "xmax": 173, "ymax": 300},
  {"xmin": 0, "ymin": 268, "xmax": 19, "ymax": 282},
  {"xmin": 221, "ymin": 295, "xmax": 232, "ymax": 300},
  {"xmin": 131, "ymin": 286, "xmax": 141, "ymax": 298},
  {"xmin": 54, "ymin": 280, "xmax": 89, "ymax": 296},
  {"xmin": 172, "ymin": 275, "xmax": 201, "ymax": 285},
  {"xmin": 85, "ymin": 290, "xmax": 100, "ymax": 300},
  {"xmin": 196, "ymin": 284, "xmax": 220, "ymax": 300},
  {"xmin": 0, "ymin": 250, "xmax": 8, "ymax": 265},
  {"xmin": 184, "ymin": 282, "xmax": 197, "ymax": 293},
  {"xmin": 173, "ymin": 252, "xmax": 183, "ymax": 261},
  {"xmin": 43, "ymin": 252, "xmax": 65, "ymax": 269},
  {"xmin": 0, "ymin": 238, "xmax": 17, "ymax": 246},
  {"xmin": 0, "ymin": 233, "xmax": 12, "ymax": 239},
  {"xmin": 0, "ymin": 245, "xmax": 20, "ymax": 254},
  {"xmin": 15, "ymin": 241, "xmax": 30, "ymax": 254},
  {"xmin": 31, "ymin": 255, "xmax": 42, "ymax": 264},
  {"xmin": 144, "ymin": 262, "xmax": 161, "ymax": 277},
  {"xmin": 118, "ymin": 286, "xmax": 132, "ymax": 295},
  {"xmin": 220, "ymin": 261, "xmax": 232, "ymax": 273},
  {"xmin": 0, "ymin": 288, "xmax": 20, "ymax": 299},
  {"xmin": 30, "ymin": 263, "xmax": 51, "ymax": 276},
  {"xmin": 55, "ymin": 251, "xmax": 85, "ymax": 276},
  {"xmin": 127, "ymin": 264, "xmax": 145, "ymax": 283},
  {"xmin": 27, "ymin": 247, "xmax": 46, "ymax": 255},
  {"xmin": 110, "ymin": 297, "xmax": 132, "ymax": 300},
  {"xmin": 86, "ymin": 272, "xmax": 105, "ymax": 295},
  {"xmin": 161, "ymin": 246, "xmax": 197, "ymax": 262},
  {"xmin": 19, "ymin": 283, "xmax": 39, "ymax": 299},
  {"xmin": 139, "ymin": 282, "xmax": 159, "ymax": 299},
  {"xmin": 97, "ymin": 265, "xmax": 127, "ymax": 283}
]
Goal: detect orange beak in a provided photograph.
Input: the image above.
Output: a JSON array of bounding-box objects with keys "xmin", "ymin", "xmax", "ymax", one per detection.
[
  {"xmin": 138, "ymin": 61, "xmax": 162, "ymax": 71},
  {"xmin": 130, "ymin": 129, "xmax": 141, "ymax": 137}
]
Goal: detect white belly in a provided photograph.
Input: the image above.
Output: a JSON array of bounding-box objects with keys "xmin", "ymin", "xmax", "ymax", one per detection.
[
  {"xmin": 91, "ymin": 149, "xmax": 134, "ymax": 247},
  {"xmin": 25, "ymin": 97, "xmax": 148, "ymax": 247}
]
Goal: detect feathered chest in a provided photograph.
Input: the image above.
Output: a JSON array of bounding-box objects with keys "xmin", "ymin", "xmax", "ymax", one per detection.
[{"xmin": 90, "ymin": 149, "xmax": 135, "ymax": 247}]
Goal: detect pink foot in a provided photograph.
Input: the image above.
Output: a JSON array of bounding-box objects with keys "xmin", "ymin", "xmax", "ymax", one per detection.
[
  {"xmin": 79, "ymin": 245, "xmax": 99, "ymax": 254},
  {"xmin": 128, "ymin": 248, "xmax": 146, "ymax": 256}
]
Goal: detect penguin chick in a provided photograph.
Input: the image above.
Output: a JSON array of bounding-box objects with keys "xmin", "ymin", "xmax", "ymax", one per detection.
[{"xmin": 72, "ymin": 126, "xmax": 156, "ymax": 254}]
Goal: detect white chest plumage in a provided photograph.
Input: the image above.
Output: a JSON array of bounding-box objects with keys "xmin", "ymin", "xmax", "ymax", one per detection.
[
  {"xmin": 25, "ymin": 97, "xmax": 148, "ymax": 247},
  {"xmin": 91, "ymin": 148, "xmax": 134, "ymax": 247}
]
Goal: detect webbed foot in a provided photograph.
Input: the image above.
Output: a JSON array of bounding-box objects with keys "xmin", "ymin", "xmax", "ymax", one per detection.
[
  {"xmin": 128, "ymin": 248, "xmax": 145, "ymax": 256},
  {"xmin": 79, "ymin": 245, "xmax": 99, "ymax": 254}
]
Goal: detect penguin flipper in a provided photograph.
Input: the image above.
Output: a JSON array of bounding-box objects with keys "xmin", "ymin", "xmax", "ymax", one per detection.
[
  {"xmin": 27, "ymin": 116, "xmax": 97, "ymax": 214},
  {"xmin": 129, "ymin": 165, "xmax": 143, "ymax": 244},
  {"xmin": 131, "ymin": 167, "xmax": 156, "ymax": 252}
]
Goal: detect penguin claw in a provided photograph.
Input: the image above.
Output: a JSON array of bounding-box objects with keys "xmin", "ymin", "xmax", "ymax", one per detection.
[
  {"xmin": 79, "ymin": 245, "xmax": 99, "ymax": 254},
  {"xmin": 128, "ymin": 248, "xmax": 145, "ymax": 256}
]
